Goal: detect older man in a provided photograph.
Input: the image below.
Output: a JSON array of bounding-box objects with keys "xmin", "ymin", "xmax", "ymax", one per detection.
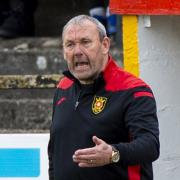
[{"xmin": 48, "ymin": 15, "xmax": 159, "ymax": 180}]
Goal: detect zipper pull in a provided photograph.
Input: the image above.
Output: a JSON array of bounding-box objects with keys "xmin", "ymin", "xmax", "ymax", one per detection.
[
  {"xmin": 75, "ymin": 89, "xmax": 81, "ymax": 110},
  {"xmin": 74, "ymin": 101, "xmax": 79, "ymax": 110}
]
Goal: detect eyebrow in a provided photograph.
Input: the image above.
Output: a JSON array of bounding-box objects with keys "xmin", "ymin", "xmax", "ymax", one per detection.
[
  {"xmin": 64, "ymin": 36, "xmax": 91, "ymax": 43},
  {"xmin": 63, "ymin": 40, "xmax": 74, "ymax": 44}
]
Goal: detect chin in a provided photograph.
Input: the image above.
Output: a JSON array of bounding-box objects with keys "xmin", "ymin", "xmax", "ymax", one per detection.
[{"xmin": 75, "ymin": 73, "xmax": 90, "ymax": 80}]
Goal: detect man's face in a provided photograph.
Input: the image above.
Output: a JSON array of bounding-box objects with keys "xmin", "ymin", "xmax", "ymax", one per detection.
[{"xmin": 63, "ymin": 20, "xmax": 110, "ymax": 84}]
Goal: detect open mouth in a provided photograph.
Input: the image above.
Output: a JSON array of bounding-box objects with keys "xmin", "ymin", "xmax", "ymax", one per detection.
[
  {"xmin": 74, "ymin": 61, "xmax": 90, "ymax": 72},
  {"xmin": 75, "ymin": 62, "xmax": 89, "ymax": 67}
]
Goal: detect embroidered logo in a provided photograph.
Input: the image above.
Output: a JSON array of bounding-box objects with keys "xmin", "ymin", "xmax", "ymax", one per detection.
[
  {"xmin": 56, "ymin": 97, "xmax": 66, "ymax": 106},
  {"xmin": 92, "ymin": 96, "xmax": 107, "ymax": 114}
]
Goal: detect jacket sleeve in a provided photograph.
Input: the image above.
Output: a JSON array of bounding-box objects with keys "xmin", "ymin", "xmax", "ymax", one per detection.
[
  {"xmin": 114, "ymin": 88, "xmax": 160, "ymax": 165},
  {"xmin": 48, "ymin": 89, "xmax": 58, "ymax": 180}
]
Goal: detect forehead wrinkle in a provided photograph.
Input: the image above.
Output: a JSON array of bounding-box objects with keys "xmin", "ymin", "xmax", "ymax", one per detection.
[
  {"xmin": 65, "ymin": 26, "xmax": 89, "ymax": 45},
  {"xmin": 65, "ymin": 27, "xmax": 89, "ymax": 43}
]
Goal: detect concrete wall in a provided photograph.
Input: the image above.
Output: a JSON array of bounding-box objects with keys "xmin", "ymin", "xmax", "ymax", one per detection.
[
  {"xmin": 0, "ymin": 38, "xmax": 64, "ymax": 132},
  {"xmin": 138, "ymin": 16, "xmax": 180, "ymax": 180}
]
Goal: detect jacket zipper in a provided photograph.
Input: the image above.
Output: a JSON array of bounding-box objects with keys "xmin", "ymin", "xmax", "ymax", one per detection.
[{"xmin": 74, "ymin": 90, "xmax": 82, "ymax": 110}]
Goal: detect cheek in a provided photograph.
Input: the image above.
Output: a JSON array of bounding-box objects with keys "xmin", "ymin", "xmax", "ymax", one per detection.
[
  {"xmin": 84, "ymin": 48, "xmax": 99, "ymax": 60},
  {"xmin": 83, "ymin": 43, "xmax": 99, "ymax": 56},
  {"xmin": 64, "ymin": 51, "xmax": 73, "ymax": 62},
  {"xmin": 63, "ymin": 53, "xmax": 71, "ymax": 66}
]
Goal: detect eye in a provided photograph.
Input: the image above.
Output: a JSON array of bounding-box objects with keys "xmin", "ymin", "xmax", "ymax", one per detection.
[
  {"xmin": 64, "ymin": 42, "xmax": 75, "ymax": 49},
  {"xmin": 81, "ymin": 39, "xmax": 91, "ymax": 46},
  {"xmin": 67, "ymin": 43, "xmax": 74, "ymax": 48},
  {"xmin": 83, "ymin": 40, "xmax": 89, "ymax": 44}
]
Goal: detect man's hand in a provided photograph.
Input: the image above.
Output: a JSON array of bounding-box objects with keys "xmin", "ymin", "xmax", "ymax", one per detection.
[{"xmin": 72, "ymin": 136, "xmax": 112, "ymax": 167}]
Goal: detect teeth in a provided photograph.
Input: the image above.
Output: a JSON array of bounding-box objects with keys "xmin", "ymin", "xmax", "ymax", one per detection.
[{"xmin": 75, "ymin": 62, "xmax": 88, "ymax": 66}]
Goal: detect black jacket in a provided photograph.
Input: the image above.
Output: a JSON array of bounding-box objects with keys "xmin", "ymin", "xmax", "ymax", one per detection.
[{"xmin": 48, "ymin": 56, "xmax": 160, "ymax": 180}]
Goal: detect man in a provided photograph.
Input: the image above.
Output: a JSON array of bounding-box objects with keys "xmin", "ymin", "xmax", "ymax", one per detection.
[{"xmin": 48, "ymin": 15, "xmax": 160, "ymax": 180}]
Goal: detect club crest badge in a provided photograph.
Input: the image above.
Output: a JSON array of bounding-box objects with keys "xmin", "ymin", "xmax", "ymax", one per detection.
[{"xmin": 92, "ymin": 96, "xmax": 107, "ymax": 114}]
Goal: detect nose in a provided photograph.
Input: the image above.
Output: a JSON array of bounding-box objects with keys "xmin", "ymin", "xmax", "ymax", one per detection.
[{"xmin": 74, "ymin": 43, "xmax": 83, "ymax": 57}]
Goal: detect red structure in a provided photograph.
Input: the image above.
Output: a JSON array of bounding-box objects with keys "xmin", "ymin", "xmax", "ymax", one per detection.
[{"xmin": 110, "ymin": 0, "xmax": 180, "ymax": 15}]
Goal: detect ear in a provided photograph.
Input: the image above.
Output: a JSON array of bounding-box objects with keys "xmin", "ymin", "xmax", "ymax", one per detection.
[{"xmin": 101, "ymin": 37, "xmax": 110, "ymax": 55}]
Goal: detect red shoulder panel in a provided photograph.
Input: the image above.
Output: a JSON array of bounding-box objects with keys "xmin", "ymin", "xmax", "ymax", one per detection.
[
  {"xmin": 57, "ymin": 77, "xmax": 74, "ymax": 89},
  {"xmin": 104, "ymin": 59, "xmax": 149, "ymax": 91}
]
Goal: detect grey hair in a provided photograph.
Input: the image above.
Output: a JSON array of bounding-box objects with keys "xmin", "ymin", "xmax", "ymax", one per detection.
[{"xmin": 62, "ymin": 15, "xmax": 107, "ymax": 42}]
